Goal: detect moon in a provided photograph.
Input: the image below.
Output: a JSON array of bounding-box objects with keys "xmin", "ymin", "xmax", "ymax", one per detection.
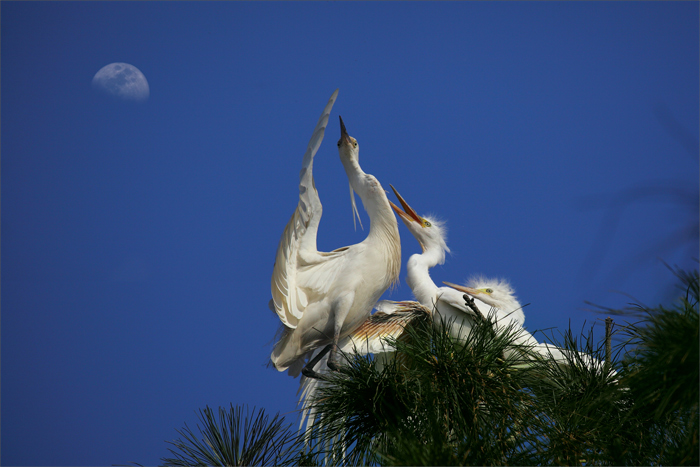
[{"xmin": 92, "ymin": 63, "xmax": 149, "ymax": 102}]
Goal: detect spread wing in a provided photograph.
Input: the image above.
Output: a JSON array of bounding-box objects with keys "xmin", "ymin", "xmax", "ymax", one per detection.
[{"xmin": 270, "ymin": 89, "xmax": 339, "ymax": 328}]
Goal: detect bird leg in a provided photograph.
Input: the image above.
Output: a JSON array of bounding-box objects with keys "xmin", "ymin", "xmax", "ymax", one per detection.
[
  {"xmin": 326, "ymin": 341, "xmax": 342, "ymax": 372},
  {"xmin": 301, "ymin": 344, "xmax": 332, "ymax": 380},
  {"xmin": 326, "ymin": 293, "xmax": 353, "ymax": 372}
]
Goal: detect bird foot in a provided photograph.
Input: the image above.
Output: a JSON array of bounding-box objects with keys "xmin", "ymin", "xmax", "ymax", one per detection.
[
  {"xmin": 301, "ymin": 367, "xmax": 327, "ymax": 380},
  {"xmin": 327, "ymin": 359, "xmax": 342, "ymax": 372},
  {"xmin": 299, "ymin": 343, "xmax": 332, "ymax": 380}
]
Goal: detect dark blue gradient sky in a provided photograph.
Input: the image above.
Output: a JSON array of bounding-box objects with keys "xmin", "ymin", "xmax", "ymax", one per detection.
[{"xmin": 2, "ymin": 2, "xmax": 698, "ymax": 465}]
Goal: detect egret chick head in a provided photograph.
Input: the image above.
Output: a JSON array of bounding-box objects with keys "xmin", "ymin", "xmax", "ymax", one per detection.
[
  {"xmin": 446, "ymin": 276, "xmax": 524, "ymax": 323},
  {"xmin": 389, "ymin": 185, "xmax": 450, "ymax": 259}
]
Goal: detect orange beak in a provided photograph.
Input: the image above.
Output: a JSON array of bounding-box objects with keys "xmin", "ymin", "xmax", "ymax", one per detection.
[{"xmin": 389, "ymin": 185, "xmax": 423, "ymax": 225}]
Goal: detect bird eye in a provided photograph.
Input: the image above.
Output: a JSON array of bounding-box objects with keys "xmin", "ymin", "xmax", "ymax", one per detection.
[
  {"xmin": 353, "ymin": 142, "xmax": 357, "ymax": 148},
  {"xmin": 337, "ymin": 141, "xmax": 341, "ymax": 147},
  {"xmin": 424, "ymin": 220, "xmax": 432, "ymax": 227},
  {"xmin": 485, "ymin": 288, "xmax": 493, "ymax": 294}
]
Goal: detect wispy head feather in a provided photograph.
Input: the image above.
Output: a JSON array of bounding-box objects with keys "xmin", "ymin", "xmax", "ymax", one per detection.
[
  {"xmin": 463, "ymin": 275, "xmax": 524, "ymax": 325},
  {"xmin": 466, "ymin": 275, "xmax": 516, "ymax": 298},
  {"xmin": 421, "ymin": 215, "xmax": 451, "ymax": 256}
]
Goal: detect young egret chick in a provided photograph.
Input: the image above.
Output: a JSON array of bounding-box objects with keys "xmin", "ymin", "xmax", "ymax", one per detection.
[
  {"xmin": 390, "ymin": 184, "xmax": 608, "ymax": 373},
  {"xmin": 389, "ymin": 186, "xmax": 583, "ymax": 369},
  {"xmin": 445, "ymin": 280, "xmax": 611, "ymax": 373},
  {"xmin": 270, "ymin": 93, "xmax": 401, "ymax": 377},
  {"xmin": 442, "ymin": 277, "xmax": 548, "ymax": 360},
  {"xmin": 388, "ymin": 185, "xmax": 482, "ymax": 342},
  {"xmin": 446, "ymin": 276, "xmax": 525, "ymax": 326}
]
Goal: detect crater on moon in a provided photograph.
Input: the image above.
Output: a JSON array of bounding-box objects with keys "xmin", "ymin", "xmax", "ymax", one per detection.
[{"xmin": 92, "ymin": 62, "xmax": 149, "ymax": 102}]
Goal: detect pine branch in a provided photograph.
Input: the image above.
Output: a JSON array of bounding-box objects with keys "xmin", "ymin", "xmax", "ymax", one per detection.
[
  {"xmin": 161, "ymin": 405, "xmax": 305, "ymax": 466},
  {"xmin": 159, "ymin": 269, "xmax": 699, "ymax": 466}
]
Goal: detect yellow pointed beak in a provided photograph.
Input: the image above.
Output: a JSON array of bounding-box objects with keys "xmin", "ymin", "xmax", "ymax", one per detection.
[{"xmin": 443, "ymin": 282, "xmax": 480, "ymax": 296}]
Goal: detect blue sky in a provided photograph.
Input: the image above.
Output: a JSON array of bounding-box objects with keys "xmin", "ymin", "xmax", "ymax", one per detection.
[{"xmin": 2, "ymin": 2, "xmax": 698, "ymax": 465}]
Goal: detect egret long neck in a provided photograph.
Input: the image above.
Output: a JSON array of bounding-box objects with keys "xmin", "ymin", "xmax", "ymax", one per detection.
[
  {"xmin": 341, "ymin": 155, "xmax": 401, "ymax": 284},
  {"xmin": 406, "ymin": 249, "xmax": 442, "ymax": 306},
  {"xmin": 341, "ymin": 159, "xmax": 396, "ymax": 237}
]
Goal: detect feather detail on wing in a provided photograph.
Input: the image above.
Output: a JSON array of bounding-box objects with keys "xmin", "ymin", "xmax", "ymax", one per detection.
[
  {"xmin": 270, "ymin": 90, "xmax": 339, "ymax": 328},
  {"xmin": 341, "ymin": 301, "xmax": 429, "ymax": 354},
  {"xmin": 297, "ymin": 301, "xmax": 430, "ymax": 439},
  {"xmin": 374, "ymin": 299, "xmax": 423, "ymax": 314}
]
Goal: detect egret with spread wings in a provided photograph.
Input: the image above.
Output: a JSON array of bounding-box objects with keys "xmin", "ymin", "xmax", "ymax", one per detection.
[{"xmin": 269, "ymin": 90, "xmax": 401, "ymax": 377}]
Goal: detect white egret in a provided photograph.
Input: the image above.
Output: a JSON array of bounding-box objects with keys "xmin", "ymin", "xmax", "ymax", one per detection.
[
  {"xmin": 270, "ymin": 91, "xmax": 401, "ymax": 377},
  {"xmin": 390, "ymin": 186, "xmax": 608, "ymax": 372},
  {"xmin": 387, "ymin": 185, "xmax": 483, "ymax": 340},
  {"xmin": 444, "ymin": 280, "xmax": 611, "ymax": 373}
]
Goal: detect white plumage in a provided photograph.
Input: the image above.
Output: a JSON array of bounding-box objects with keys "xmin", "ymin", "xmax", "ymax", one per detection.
[
  {"xmin": 445, "ymin": 279, "xmax": 609, "ymax": 372},
  {"xmin": 390, "ymin": 186, "xmax": 608, "ymax": 372},
  {"xmin": 388, "ymin": 185, "xmax": 484, "ymax": 341},
  {"xmin": 269, "ymin": 90, "xmax": 401, "ymax": 375}
]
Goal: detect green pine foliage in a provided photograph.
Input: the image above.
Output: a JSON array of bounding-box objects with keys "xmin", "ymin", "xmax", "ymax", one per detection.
[
  {"xmin": 161, "ymin": 405, "xmax": 305, "ymax": 466},
  {"xmin": 305, "ymin": 312, "xmax": 540, "ymax": 466},
  {"xmin": 614, "ymin": 268, "xmax": 699, "ymax": 465},
  {"xmin": 162, "ymin": 269, "xmax": 698, "ymax": 466}
]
